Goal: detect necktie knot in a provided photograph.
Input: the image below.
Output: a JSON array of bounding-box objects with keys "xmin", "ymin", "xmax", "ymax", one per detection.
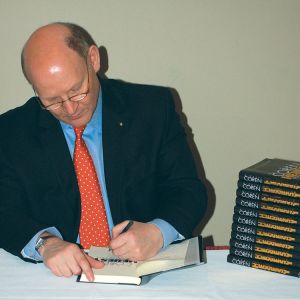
[{"xmin": 74, "ymin": 126, "xmax": 85, "ymax": 139}]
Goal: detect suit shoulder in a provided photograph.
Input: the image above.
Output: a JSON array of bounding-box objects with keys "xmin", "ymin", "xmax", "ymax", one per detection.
[{"xmin": 0, "ymin": 98, "xmax": 39, "ymax": 136}]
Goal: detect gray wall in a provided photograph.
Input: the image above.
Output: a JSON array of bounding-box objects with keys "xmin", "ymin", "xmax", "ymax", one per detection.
[{"xmin": 1, "ymin": 0, "xmax": 299, "ymax": 245}]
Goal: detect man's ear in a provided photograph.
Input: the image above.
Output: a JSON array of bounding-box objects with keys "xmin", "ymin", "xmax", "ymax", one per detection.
[{"xmin": 88, "ymin": 45, "xmax": 100, "ymax": 73}]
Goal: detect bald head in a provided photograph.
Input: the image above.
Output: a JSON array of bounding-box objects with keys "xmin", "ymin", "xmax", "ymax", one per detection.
[
  {"xmin": 21, "ymin": 23, "xmax": 101, "ymax": 127},
  {"xmin": 21, "ymin": 22, "xmax": 97, "ymax": 84}
]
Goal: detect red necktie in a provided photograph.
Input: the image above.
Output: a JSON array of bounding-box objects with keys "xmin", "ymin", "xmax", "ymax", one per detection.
[{"xmin": 73, "ymin": 126, "xmax": 110, "ymax": 249}]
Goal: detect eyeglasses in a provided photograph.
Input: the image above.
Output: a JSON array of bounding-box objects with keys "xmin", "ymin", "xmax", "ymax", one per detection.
[{"xmin": 34, "ymin": 60, "xmax": 90, "ymax": 111}]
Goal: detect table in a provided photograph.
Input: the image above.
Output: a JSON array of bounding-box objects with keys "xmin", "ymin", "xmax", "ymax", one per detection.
[{"xmin": 0, "ymin": 249, "xmax": 299, "ymax": 300}]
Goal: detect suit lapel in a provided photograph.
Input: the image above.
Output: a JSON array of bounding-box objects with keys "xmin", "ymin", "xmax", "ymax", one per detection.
[
  {"xmin": 37, "ymin": 109, "xmax": 81, "ymax": 239},
  {"xmin": 101, "ymin": 80, "xmax": 129, "ymax": 224}
]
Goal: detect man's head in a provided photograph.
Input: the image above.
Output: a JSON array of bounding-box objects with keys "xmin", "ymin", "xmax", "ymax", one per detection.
[{"xmin": 22, "ymin": 22, "xmax": 101, "ymax": 127}]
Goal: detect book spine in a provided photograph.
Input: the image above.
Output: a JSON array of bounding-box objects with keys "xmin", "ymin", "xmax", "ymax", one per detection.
[
  {"xmin": 197, "ymin": 235, "xmax": 204, "ymax": 263},
  {"xmin": 227, "ymin": 254, "xmax": 300, "ymax": 278},
  {"xmin": 234, "ymin": 205, "xmax": 300, "ymax": 225},
  {"xmin": 239, "ymin": 171, "xmax": 300, "ymax": 190},
  {"xmin": 230, "ymin": 233, "xmax": 300, "ymax": 252},
  {"xmin": 232, "ymin": 223, "xmax": 300, "ymax": 243},
  {"xmin": 233, "ymin": 214, "xmax": 300, "ymax": 235},
  {"xmin": 239, "ymin": 172, "xmax": 264, "ymax": 184},
  {"xmin": 230, "ymin": 246, "xmax": 300, "ymax": 267},
  {"xmin": 236, "ymin": 197, "xmax": 300, "ymax": 216},
  {"xmin": 230, "ymin": 238, "xmax": 256, "ymax": 251},
  {"xmin": 231, "ymin": 229, "xmax": 256, "ymax": 243},
  {"xmin": 238, "ymin": 180, "xmax": 300, "ymax": 198},
  {"xmin": 236, "ymin": 189, "xmax": 300, "ymax": 207},
  {"xmin": 230, "ymin": 240, "xmax": 300, "ymax": 259}
]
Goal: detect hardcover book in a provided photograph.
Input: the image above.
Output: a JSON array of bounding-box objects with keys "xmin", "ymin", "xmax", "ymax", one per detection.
[
  {"xmin": 230, "ymin": 233, "xmax": 300, "ymax": 252},
  {"xmin": 227, "ymin": 254, "xmax": 300, "ymax": 278},
  {"xmin": 230, "ymin": 238, "xmax": 300, "ymax": 257},
  {"xmin": 235, "ymin": 197, "xmax": 300, "ymax": 216},
  {"xmin": 236, "ymin": 189, "xmax": 300, "ymax": 207},
  {"xmin": 234, "ymin": 205, "xmax": 300, "ymax": 225},
  {"xmin": 239, "ymin": 158, "xmax": 300, "ymax": 190},
  {"xmin": 78, "ymin": 236, "xmax": 204, "ymax": 285},
  {"xmin": 230, "ymin": 246, "xmax": 300, "ymax": 268},
  {"xmin": 237, "ymin": 180, "xmax": 300, "ymax": 198},
  {"xmin": 233, "ymin": 214, "xmax": 300, "ymax": 235},
  {"xmin": 231, "ymin": 222, "xmax": 300, "ymax": 243}
]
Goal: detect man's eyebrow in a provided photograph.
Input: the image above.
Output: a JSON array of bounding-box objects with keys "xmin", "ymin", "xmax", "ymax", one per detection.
[
  {"xmin": 70, "ymin": 79, "xmax": 84, "ymax": 92},
  {"xmin": 38, "ymin": 78, "xmax": 84, "ymax": 101}
]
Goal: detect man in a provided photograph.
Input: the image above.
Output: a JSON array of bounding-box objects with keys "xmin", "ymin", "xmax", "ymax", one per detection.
[{"xmin": 0, "ymin": 23, "xmax": 207, "ymax": 281}]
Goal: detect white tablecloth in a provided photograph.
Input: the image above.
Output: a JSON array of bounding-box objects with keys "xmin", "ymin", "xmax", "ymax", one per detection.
[{"xmin": 0, "ymin": 249, "xmax": 299, "ymax": 300}]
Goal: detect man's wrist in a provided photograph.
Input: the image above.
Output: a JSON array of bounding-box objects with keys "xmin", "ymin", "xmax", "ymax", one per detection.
[
  {"xmin": 148, "ymin": 219, "xmax": 183, "ymax": 249},
  {"xmin": 35, "ymin": 234, "xmax": 57, "ymax": 255},
  {"xmin": 21, "ymin": 227, "xmax": 62, "ymax": 261}
]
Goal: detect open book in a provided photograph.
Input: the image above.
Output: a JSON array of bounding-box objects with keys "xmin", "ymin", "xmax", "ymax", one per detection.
[{"xmin": 78, "ymin": 235, "xmax": 205, "ymax": 285}]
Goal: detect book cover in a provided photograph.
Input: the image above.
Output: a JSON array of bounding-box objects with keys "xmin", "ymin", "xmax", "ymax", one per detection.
[
  {"xmin": 239, "ymin": 158, "xmax": 300, "ymax": 190},
  {"xmin": 227, "ymin": 254, "xmax": 300, "ymax": 278},
  {"xmin": 78, "ymin": 236, "xmax": 204, "ymax": 285},
  {"xmin": 230, "ymin": 232, "xmax": 300, "ymax": 252},
  {"xmin": 230, "ymin": 246, "xmax": 300, "ymax": 268},
  {"xmin": 236, "ymin": 188, "xmax": 300, "ymax": 207},
  {"xmin": 234, "ymin": 205, "xmax": 300, "ymax": 225},
  {"xmin": 236, "ymin": 197, "xmax": 300, "ymax": 216},
  {"xmin": 238, "ymin": 180, "xmax": 300, "ymax": 199},
  {"xmin": 232, "ymin": 222, "xmax": 300, "ymax": 243},
  {"xmin": 230, "ymin": 238, "xmax": 300, "ymax": 258},
  {"xmin": 233, "ymin": 213, "xmax": 300, "ymax": 235}
]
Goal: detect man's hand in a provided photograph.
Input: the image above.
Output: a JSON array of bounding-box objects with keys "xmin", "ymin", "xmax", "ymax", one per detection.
[
  {"xmin": 110, "ymin": 221, "xmax": 163, "ymax": 261},
  {"xmin": 39, "ymin": 237, "xmax": 103, "ymax": 281}
]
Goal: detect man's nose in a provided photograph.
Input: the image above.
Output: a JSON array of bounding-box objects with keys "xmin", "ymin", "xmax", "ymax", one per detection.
[{"xmin": 62, "ymin": 100, "xmax": 79, "ymax": 115}]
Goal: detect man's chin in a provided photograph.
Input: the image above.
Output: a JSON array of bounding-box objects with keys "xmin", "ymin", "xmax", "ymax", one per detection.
[{"xmin": 62, "ymin": 115, "xmax": 90, "ymax": 128}]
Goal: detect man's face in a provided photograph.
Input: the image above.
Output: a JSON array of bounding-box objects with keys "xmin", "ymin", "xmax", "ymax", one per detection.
[{"xmin": 30, "ymin": 50, "xmax": 99, "ymax": 128}]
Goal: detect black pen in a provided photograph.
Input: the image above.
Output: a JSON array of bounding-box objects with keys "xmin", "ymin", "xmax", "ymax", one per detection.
[
  {"xmin": 121, "ymin": 220, "xmax": 134, "ymax": 234},
  {"xmin": 109, "ymin": 220, "xmax": 134, "ymax": 251}
]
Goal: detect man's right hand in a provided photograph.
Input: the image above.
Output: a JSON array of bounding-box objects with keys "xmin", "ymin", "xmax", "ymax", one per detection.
[{"xmin": 38, "ymin": 237, "xmax": 103, "ymax": 281}]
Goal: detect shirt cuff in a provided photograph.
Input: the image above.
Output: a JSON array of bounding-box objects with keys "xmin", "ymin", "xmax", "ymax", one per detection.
[
  {"xmin": 148, "ymin": 218, "xmax": 184, "ymax": 249},
  {"xmin": 21, "ymin": 227, "xmax": 62, "ymax": 261}
]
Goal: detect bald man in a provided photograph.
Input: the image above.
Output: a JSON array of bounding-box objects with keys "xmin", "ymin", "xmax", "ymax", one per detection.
[{"xmin": 0, "ymin": 22, "xmax": 207, "ymax": 281}]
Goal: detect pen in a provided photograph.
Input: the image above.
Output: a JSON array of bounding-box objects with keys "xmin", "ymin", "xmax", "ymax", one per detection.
[
  {"xmin": 109, "ymin": 220, "xmax": 134, "ymax": 251},
  {"xmin": 121, "ymin": 220, "xmax": 134, "ymax": 234}
]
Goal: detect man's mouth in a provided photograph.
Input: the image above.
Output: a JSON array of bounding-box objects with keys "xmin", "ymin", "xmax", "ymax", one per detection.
[{"xmin": 67, "ymin": 113, "xmax": 82, "ymax": 120}]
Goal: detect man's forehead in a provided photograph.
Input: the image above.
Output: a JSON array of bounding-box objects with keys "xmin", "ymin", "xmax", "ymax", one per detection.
[{"xmin": 24, "ymin": 41, "xmax": 85, "ymax": 85}]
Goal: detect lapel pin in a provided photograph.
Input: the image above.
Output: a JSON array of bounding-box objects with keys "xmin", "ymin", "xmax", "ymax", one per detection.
[{"xmin": 119, "ymin": 122, "xmax": 124, "ymax": 127}]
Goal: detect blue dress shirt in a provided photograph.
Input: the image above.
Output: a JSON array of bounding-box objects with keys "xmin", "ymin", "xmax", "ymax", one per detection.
[{"xmin": 22, "ymin": 88, "xmax": 181, "ymax": 261}]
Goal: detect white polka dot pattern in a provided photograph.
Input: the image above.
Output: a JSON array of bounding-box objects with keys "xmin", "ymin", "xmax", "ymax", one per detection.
[{"xmin": 73, "ymin": 126, "xmax": 110, "ymax": 249}]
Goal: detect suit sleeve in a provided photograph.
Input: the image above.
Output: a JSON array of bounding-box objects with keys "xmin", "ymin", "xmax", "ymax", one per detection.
[
  {"xmin": 155, "ymin": 90, "xmax": 207, "ymax": 238},
  {"xmin": 0, "ymin": 145, "xmax": 48, "ymax": 258}
]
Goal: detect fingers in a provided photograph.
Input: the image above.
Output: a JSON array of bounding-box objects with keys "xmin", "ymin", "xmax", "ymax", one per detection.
[
  {"xmin": 110, "ymin": 221, "xmax": 163, "ymax": 261},
  {"xmin": 42, "ymin": 239, "xmax": 103, "ymax": 281},
  {"xmin": 110, "ymin": 220, "xmax": 135, "ymax": 253},
  {"xmin": 85, "ymin": 254, "xmax": 104, "ymax": 269},
  {"xmin": 78, "ymin": 253, "xmax": 104, "ymax": 282},
  {"xmin": 111, "ymin": 220, "xmax": 131, "ymax": 239},
  {"xmin": 45, "ymin": 248, "xmax": 84, "ymax": 278}
]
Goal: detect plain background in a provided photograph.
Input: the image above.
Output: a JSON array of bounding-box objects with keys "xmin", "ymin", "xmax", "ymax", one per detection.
[{"xmin": 0, "ymin": 0, "xmax": 299, "ymax": 245}]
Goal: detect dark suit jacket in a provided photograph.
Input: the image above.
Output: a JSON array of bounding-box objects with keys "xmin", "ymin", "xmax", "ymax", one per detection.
[{"xmin": 0, "ymin": 78, "xmax": 207, "ymax": 258}]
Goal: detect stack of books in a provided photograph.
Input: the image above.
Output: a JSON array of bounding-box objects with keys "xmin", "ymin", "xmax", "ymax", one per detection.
[{"xmin": 227, "ymin": 158, "xmax": 300, "ymax": 278}]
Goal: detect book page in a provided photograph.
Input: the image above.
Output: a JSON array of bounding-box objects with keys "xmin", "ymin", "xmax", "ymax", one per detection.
[
  {"xmin": 136, "ymin": 237, "xmax": 200, "ymax": 276},
  {"xmin": 88, "ymin": 247, "xmax": 138, "ymax": 276},
  {"xmin": 88, "ymin": 236, "xmax": 200, "ymax": 278}
]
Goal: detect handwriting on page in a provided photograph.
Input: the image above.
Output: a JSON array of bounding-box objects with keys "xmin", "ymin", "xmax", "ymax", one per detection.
[{"xmin": 96, "ymin": 257, "xmax": 138, "ymax": 265}]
